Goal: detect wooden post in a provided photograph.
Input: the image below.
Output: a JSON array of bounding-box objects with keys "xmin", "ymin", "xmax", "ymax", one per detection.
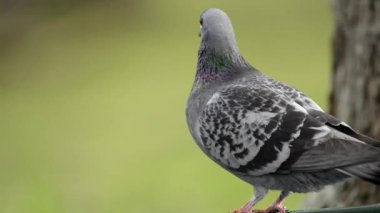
[{"xmin": 302, "ymin": 0, "xmax": 380, "ymax": 208}]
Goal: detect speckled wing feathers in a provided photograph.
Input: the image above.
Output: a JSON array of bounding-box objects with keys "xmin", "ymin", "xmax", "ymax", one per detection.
[
  {"xmin": 196, "ymin": 83, "xmax": 380, "ymax": 177},
  {"xmin": 197, "ymin": 85, "xmax": 328, "ymax": 176}
]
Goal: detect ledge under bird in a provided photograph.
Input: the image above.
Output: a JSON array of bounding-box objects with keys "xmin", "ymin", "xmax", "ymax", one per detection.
[{"xmin": 186, "ymin": 8, "xmax": 380, "ymax": 213}]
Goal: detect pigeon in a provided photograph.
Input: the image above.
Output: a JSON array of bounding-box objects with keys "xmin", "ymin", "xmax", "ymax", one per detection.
[{"xmin": 186, "ymin": 8, "xmax": 380, "ymax": 213}]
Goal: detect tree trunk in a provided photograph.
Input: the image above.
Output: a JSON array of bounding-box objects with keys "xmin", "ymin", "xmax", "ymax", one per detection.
[{"xmin": 302, "ymin": 0, "xmax": 380, "ymax": 209}]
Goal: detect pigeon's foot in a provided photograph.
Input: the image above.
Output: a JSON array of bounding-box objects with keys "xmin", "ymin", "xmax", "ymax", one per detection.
[
  {"xmin": 232, "ymin": 204, "xmax": 252, "ymax": 212},
  {"xmin": 232, "ymin": 199, "xmax": 256, "ymax": 213},
  {"xmin": 253, "ymin": 191, "xmax": 288, "ymax": 213},
  {"xmin": 252, "ymin": 206, "xmax": 286, "ymax": 213}
]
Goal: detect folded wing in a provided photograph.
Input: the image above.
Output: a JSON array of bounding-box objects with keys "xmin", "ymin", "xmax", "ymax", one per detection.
[{"xmin": 198, "ymin": 85, "xmax": 380, "ymax": 177}]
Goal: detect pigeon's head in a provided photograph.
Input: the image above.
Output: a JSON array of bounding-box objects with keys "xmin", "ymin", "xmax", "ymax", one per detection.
[{"xmin": 199, "ymin": 8, "xmax": 240, "ymax": 56}]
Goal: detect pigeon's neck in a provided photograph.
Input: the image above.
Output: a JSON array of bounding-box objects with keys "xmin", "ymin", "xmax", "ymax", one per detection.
[{"xmin": 194, "ymin": 42, "xmax": 249, "ymax": 88}]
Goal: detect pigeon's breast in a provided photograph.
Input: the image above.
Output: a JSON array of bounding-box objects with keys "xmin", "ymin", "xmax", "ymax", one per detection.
[{"xmin": 186, "ymin": 87, "xmax": 221, "ymax": 152}]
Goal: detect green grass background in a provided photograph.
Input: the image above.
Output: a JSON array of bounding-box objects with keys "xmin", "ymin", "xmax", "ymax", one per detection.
[{"xmin": 0, "ymin": 1, "xmax": 332, "ymax": 212}]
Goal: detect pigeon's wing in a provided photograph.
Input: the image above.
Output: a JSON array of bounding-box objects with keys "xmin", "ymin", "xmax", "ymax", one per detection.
[
  {"xmin": 198, "ymin": 85, "xmax": 380, "ymax": 177},
  {"xmin": 307, "ymin": 109, "xmax": 380, "ymax": 148},
  {"xmin": 198, "ymin": 85, "xmax": 311, "ymax": 176},
  {"xmin": 282, "ymin": 109, "xmax": 380, "ymax": 172},
  {"xmin": 261, "ymin": 78, "xmax": 380, "ymax": 172}
]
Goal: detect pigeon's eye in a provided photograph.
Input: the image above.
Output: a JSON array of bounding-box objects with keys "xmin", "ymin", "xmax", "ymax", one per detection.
[{"xmin": 200, "ymin": 18, "xmax": 203, "ymax": 26}]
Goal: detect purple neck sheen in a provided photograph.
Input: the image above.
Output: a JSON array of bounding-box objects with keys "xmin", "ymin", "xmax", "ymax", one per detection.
[
  {"xmin": 196, "ymin": 69, "xmax": 234, "ymax": 83},
  {"xmin": 194, "ymin": 44, "xmax": 249, "ymax": 87}
]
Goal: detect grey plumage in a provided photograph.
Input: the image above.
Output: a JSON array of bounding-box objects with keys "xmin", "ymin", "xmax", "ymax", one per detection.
[{"xmin": 186, "ymin": 8, "xmax": 380, "ymax": 212}]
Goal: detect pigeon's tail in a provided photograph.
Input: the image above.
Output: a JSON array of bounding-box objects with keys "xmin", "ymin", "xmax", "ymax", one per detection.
[{"xmin": 339, "ymin": 162, "xmax": 380, "ymax": 185}]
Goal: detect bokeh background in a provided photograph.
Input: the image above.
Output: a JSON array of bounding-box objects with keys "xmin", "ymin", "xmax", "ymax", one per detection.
[{"xmin": 0, "ymin": 1, "xmax": 332, "ymax": 212}]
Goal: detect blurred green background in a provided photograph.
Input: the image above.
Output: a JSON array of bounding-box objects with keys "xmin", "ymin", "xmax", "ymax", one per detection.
[{"xmin": 0, "ymin": 1, "xmax": 332, "ymax": 212}]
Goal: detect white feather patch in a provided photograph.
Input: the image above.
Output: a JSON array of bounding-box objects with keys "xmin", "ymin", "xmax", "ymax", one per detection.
[
  {"xmin": 335, "ymin": 168, "xmax": 354, "ymax": 177},
  {"xmin": 249, "ymin": 142, "xmax": 291, "ymax": 176},
  {"xmin": 243, "ymin": 111, "xmax": 277, "ymax": 126},
  {"xmin": 292, "ymin": 102, "xmax": 308, "ymax": 113},
  {"xmin": 309, "ymin": 126, "xmax": 331, "ymax": 145},
  {"xmin": 206, "ymin": 92, "xmax": 220, "ymax": 105}
]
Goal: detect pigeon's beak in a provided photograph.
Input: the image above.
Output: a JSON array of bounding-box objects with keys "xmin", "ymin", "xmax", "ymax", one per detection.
[{"xmin": 199, "ymin": 25, "xmax": 202, "ymax": 37}]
